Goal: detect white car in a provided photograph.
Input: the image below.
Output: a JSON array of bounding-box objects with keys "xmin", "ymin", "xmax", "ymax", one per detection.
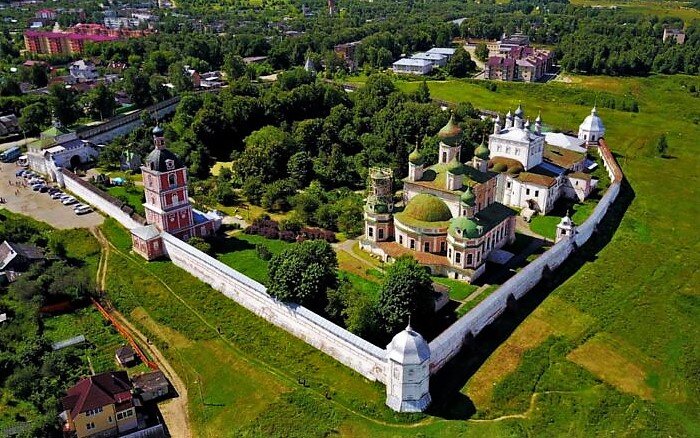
[
  {"xmin": 75, "ymin": 206, "xmax": 93, "ymax": 215},
  {"xmin": 73, "ymin": 203, "xmax": 86, "ymax": 210},
  {"xmin": 58, "ymin": 194, "xmax": 72, "ymax": 201},
  {"xmin": 62, "ymin": 198, "xmax": 77, "ymax": 205},
  {"xmin": 51, "ymin": 192, "xmax": 64, "ymax": 199}
]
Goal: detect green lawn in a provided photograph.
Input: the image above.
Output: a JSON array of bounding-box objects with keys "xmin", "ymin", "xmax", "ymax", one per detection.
[
  {"xmin": 432, "ymin": 277, "xmax": 478, "ymax": 301},
  {"xmin": 529, "ymin": 200, "xmax": 597, "ymax": 240},
  {"xmin": 105, "ymin": 185, "xmax": 145, "ymax": 216},
  {"xmin": 95, "ymin": 72, "xmax": 700, "ymax": 436}
]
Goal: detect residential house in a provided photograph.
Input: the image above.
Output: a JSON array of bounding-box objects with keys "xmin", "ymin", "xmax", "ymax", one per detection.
[
  {"xmin": 0, "ymin": 241, "xmax": 47, "ymax": 271},
  {"xmin": 662, "ymin": 28, "xmax": 685, "ymax": 44},
  {"xmin": 0, "ymin": 115, "xmax": 19, "ymax": 136},
  {"xmin": 60, "ymin": 371, "xmax": 138, "ymax": 438},
  {"xmin": 69, "ymin": 60, "xmax": 99, "ymax": 81}
]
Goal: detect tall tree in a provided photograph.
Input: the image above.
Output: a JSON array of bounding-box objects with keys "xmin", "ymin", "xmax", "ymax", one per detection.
[
  {"xmin": 268, "ymin": 240, "xmax": 338, "ymax": 312},
  {"xmin": 446, "ymin": 47, "xmax": 477, "ymax": 78},
  {"xmin": 377, "ymin": 256, "xmax": 434, "ymax": 334},
  {"xmin": 48, "ymin": 84, "xmax": 80, "ymax": 126}
]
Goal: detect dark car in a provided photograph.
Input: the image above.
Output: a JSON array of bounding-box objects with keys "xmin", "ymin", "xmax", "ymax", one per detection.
[
  {"xmin": 39, "ymin": 186, "xmax": 49, "ymax": 193},
  {"xmin": 15, "ymin": 169, "xmax": 24, "ymax": 177},
  {"xmin": 48, "ymin": 188, "xmax": 60, "ymax": 194}
]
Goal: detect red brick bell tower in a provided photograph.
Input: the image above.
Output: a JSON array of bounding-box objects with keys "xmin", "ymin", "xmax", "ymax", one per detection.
[{"xmin": 141, "ymin": 126, "xmax": 195, "ymax": 240}]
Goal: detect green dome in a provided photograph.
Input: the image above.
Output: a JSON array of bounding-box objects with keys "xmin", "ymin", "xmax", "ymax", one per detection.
[
  {"xmin": 461, "ymin": 186, "xmax": 475, "ymax": 206},
  {"xmin": 474, "ymin": 141, "xmax": 490, "ymax": 160},
  {"xmin": 449, "ymin": 216, "xmax": 481, "ymax": 239},
  {"xmin": 403, "ymin": 194, "xmax": 453, "ymax": 223},
  {"xmin": 408, "ymin": 146, "xmax": 423, "ymax": 165},
  {"xmin": 437, "ymin": 114, "xmax": 463, "ymax": 146},
  {"xmin": 446, "ymin": 157, "xmax": 465, "ymax": 175}
]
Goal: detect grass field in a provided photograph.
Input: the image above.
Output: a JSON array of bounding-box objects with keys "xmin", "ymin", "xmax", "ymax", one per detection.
[
  {"xmin": 568, "ymin": 0, "xmax": 700, "ymax": 23},
  {"xmin": 96, "ymin": 72, "xmax": 700, "ymax": 436},
  {"xmin": 106, "ymin": 185, "xmax": 145, "ymax": 216}
]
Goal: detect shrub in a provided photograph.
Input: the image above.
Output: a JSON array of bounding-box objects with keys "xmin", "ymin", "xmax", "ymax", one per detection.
[{"xmin": 255, "ymin": 243, "xmax": 272, "ymax": 261}]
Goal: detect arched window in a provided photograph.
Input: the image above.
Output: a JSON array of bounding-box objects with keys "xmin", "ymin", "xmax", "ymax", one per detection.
[
  {"xmin": 168, "ymin": 174, "xmax": 176, "ymax": 187},
  {"xmin": 466, "ymin": 253, "xmax": 473, "ymax": 265}
]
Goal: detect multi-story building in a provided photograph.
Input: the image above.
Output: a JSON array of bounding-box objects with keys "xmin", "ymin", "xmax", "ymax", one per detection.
[
  {"xmin": 334, "ymin": 41, "xmax": 362, "ymax": 71},
  {"xmin": 24, "ymin": 24, "xmax": 148, "ymax": 55},
  {"xmin": 60, "ymin": 371, "xmax": 138, "ymax": 438},
  {"xmin": 482, "ymin": 34, "xmax": 553, "ymax": 83}
]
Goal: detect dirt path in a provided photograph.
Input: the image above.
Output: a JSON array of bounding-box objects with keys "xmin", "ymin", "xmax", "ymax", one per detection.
[{"xmin": 91, "ymin": 228, "xmax": 192, "ymax": 438}]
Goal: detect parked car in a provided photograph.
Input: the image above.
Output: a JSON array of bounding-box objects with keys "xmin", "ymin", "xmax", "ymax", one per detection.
[
  {"xmin": 51, "ymin": 192, "xmax": 64, "ymax": 199},
  {"xmin": 39, "ymin": 186, "xmax": 49, "ymax": 193},
  {"xmin": 31, "ymin": 184, "xmax": 43, "ymax": 191},
  {"xmin": 15, "ymin": 169, "xmax": 25, "ymax": 177},
  {"xmin": 48, "ymin": 188, "xmax": 60, "ymax": 194},
  {"xmin": 58, "ymin": 194, "xmax": 72, "ymax": 201},
  {"xmin": 75, "ymin": 206, "xmax": 92, "ymax": 215},
  {"xmin": 62, "ymin": 198, "xmax": 77, "ymax": 205},
  {"xmin": 72, "ymin": 203, "xmax": 86, "ymax": 210}
]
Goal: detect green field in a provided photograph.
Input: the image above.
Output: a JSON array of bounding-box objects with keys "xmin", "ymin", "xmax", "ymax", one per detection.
[
  {"xmin": 106, "ymin": 185, "xmax": 145, "ymax": 216},
  {"xmin": 96, "ymin": 72, "xmax": 700, "ymax": 436},
  {"xmin": 568, "ymin": 0, "xmax": 700, "ymax": 23}
]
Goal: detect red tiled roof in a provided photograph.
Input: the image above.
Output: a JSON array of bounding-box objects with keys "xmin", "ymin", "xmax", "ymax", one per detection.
[{"xmin": 62, "ymin": 371, "xmax": 133, "ymax": 419}]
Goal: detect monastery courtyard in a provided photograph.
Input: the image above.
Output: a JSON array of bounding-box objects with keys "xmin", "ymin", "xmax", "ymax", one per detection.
[{"xmin": 0, "ymin": 161, "xmax": 104, "ymax": 229}]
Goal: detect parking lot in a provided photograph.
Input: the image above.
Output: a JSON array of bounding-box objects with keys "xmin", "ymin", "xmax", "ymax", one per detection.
[{"xmin": 0, "ymin": 162, "xmax": 104, "ymax": 229}]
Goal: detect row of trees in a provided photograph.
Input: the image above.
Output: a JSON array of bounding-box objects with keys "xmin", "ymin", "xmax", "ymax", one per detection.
[{"xmin": 267, "ymin": 240, "xmax": 434, "ymax": 342}]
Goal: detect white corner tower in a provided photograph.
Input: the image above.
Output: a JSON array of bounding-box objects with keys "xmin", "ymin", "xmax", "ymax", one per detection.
[
  {"xmin": 385, "ymin": 324, "xmax": 432, "ymax": 412},
  {"xmin": 555, "ymin": 212, "xmax": 576, "ymax": 243},
  {"xmin": 578, "ymin": 106, "xmax": 605, "ymax": 144}
]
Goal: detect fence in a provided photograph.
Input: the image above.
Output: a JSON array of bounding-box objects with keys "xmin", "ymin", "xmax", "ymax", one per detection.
[
  {"xmin": 428, "ymin": 140, "xmax": 623, "ymax": 372},
  {"xmin": 60, "ymin": 169, "xmax": 145, "ymax": 229}
]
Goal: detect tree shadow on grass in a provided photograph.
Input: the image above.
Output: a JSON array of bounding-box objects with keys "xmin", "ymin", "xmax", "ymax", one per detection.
[
  {"xmin": 208, "ymin": 232, "xmax": 256, "ymax": 257},
  {"xmin": 426, "ymin": 177, "xmax": 635, "ymax": 420}
]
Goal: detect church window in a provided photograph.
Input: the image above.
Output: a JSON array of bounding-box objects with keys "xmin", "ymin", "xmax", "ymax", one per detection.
[
  {"xmin": 168, "ymin": 174, "xmax": 176, "ymax": 187},
  {"xmin": 441, "ymin": 242, "xmax": 446, "ymax": 252},
  {"xmin": 424, "ymin": 242, "xmax": 430, "ymax": 252},
  {"xmin": 442, "ymin": 152, "xmax": 447, "ymax": 162},
  {"xmin": 153, "ymin": 241, "xmax": 159, "ymax": 250},
  {"xmin": 378, "ymin": 228, "xmax": 384, "ymax": 239},
  {"xmin": 497, "ymin": 145, "xmax": 502, "ymax": 152},
  {"xmin": 535, "ymin": 190, "xmax": 539, "ymax": 197},
  {"xmin": 169, "ymin": 214, "xmax": 175, "ymax": 222},
  {"xmin": 410, "ymin": 239, "xmax": 415, "ymax": 250},
  {"xmin": 463, "ymin": 209, "xmax": 466, "ymax": 216},
  {"xmin": 399, "ymin": 235, "xmax": 403, "ymax": 244},
  {"xmin": 455, "ymin": 252, "xmax": 461, "ymax": 264},
  {"xmin": 448, "ymin": 248, "xmax": 452, "ymax": 257},
  {"xmin": 368, "ymin": 227, "xmax": 374, "ymax": 237},
  {"xmin": 526, "ymin": 188, "xmax": 531, "ymax": 196},
  {"xmin": 148, "ymin": 176, "xmax": 153, "ymax": 187},
  {"xmin": 172, "ymin": 192, "xmax": 179, "ymax": 205},
  {"xmin": 165, "ymin": 159, "xmax": 175, "ymax": 171},
  {"xmin": 507, "ymin": 182, "xmax": 511, "ymax": 188},
  {"xmin": 467, "ymin": 254, "xmax": 473, "ymax": 265},
  {"xmin": 200, "ymin": 226, "xmax": 206, "ymax": 235},
  {"xmin": 506, "ymin": 147, "xmax": 511, "ymax": 154}
]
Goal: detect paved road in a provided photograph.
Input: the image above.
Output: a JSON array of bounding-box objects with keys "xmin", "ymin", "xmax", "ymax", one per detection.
[
  {"xmin": 0, "ymin": 163, "xmax": 104, "ymax": 228},
  {"xmin": 0, "ymin": 137, "xmax": 38, "ymax": 151}
]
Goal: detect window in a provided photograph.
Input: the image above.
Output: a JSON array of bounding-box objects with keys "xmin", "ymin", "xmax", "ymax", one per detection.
[
  {"xmin": 399, "ymin": 235, "xmax": 403, "ymax": 244},
  {"xmin": 467, "ymin": 254, "xmax": 473, "ymax": 265},
  {"xmin": 440, "ymin": 242, "xmax": 446, "ymax": 252},
  {"xmin": 506, "ymin": 147, "xmax": 511, "ymax": 154},
  {"xmin": 534, "ymin": 190, "xmax": 539, "ymax": 197},
  {"xmin": 117, "ymin": 412, "xmax": 124, "ymax": 420},
  {"xmin": 168, "ymin": 173, "xmax": 176, "ymax": 187},
  {"xmin": 378, "ymin": 228, "xmax": 384, "ymax": 239},
  {"xmin": 153, "ymin": 241, "xmax": 159, "ymax": 250},
  {"xmin": 86, "ymin": 422, "xmax": 96, "ymax": 430},
  {"xmin": 85, "ymin": 407, "xmax": 103, "ymax": 417},
  {"xmin": 410, "ymin": 239, "xmax": 415, "ymax": 249},
  {"xmin": 368, "ymin": 227, "xmax": 374, "ymax": 237},
  {"xmin": 148, "ymin": 176, "xmax": 153, "ymax": 187},
  {"xmin": 108, "ymin": 416, "xmax": 113, "ymax": 423},
  {"xmin": 448, "ymin": 248, "xmax": 452, "ymax": 257},
  {"xmin": 424, "ymin": 242, "xmax": 430, "ymax": 252},
  {"xmin": 526, "ymin": 188, "xmax": 530, "ymax": 196},
  {"xmin": 507, "ymin": 182, "xmax": 511, "ymax": 188},
  {"xmin": 455, "ymin": 252, "xmax": 461, "ymax": 263},
  {"xmin": 462, "ymin": 209, "xmax": 466, "ymax": 216},
  {"xmin": 442, "ymin": 152, "xmax": 447, "ymax": 162},
  {"xmin": 172, "ymin": 192, "xmax": 179, "ymax": 205}
]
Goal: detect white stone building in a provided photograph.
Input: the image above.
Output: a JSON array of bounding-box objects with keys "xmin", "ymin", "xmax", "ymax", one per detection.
[
  {"xmin": 385, "ymin": 325, "xmax": 432, "ymax": 412},
  {"xmin": 578, "ymin": 106, "xmax": 605, "ymax": 145}
]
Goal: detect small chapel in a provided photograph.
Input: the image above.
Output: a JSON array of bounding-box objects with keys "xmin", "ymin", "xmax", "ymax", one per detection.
[{"xmin": 131, "ymin": 126, "xmax": 220, "ymax": 260}]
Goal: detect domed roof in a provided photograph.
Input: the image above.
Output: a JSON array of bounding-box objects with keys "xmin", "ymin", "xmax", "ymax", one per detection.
[
  {"xmin": 506, "ymin": 110, "xmax": 512, "ymax": 120},
  {"xmin": 387, "ymin": 324, "xmax": 430, "ymax": 364},
  {"xmin": 579, "ymin": 106, "xmax": 605, "ymax": 133},
  {"xmin": 449, "ymin": 216, "xmax": 482, "ymax": 239},
  {"xmin": 446, "ymin": 157, "xmax": 465, "ymax": 175},
  {"xmin": 514, "ymin": 104, "xmax": 524, "ymax": 117},
  {"xmin": 146, "ymin": 147, "xmax": 183, "ymax": 172},
  {"xmin": 402, "ymin": 194, "xmax": 452, "ymax": 223},
  {"xmin": 474, "ymin": 141, "xmax": 490, "ymax": 160},
  {"xmin": 152, "ymin": 125, "xmax": 164, "ymax": 137},
  {"xmin": 437, "ymin": 114, "xmax": 463, "ymax": 146},
  {"xmin": 558, "ymin": 213, "xmax": 575, "ymax": 228},
  {"xmin": 460, "ymin": 186, "xmax": 475, "ymax": 206},
  {"xmin": 408, "ymin": 146, "xmax": 423, "ymax": 165}
]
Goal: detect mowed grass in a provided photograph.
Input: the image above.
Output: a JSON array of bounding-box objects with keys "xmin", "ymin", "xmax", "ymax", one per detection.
[
  {"xmin": 106, "ymin": 185, "xmax": 145, "ymax": 216},
  {"xmin": 99, "ymin": 72, "xmax": 699, "ymax": 435}
]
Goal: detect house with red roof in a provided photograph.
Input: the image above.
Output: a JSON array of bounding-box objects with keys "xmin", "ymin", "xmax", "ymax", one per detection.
[{"xmin": 60, "ymin": 371, "xmax": 138, "ymax": 437}]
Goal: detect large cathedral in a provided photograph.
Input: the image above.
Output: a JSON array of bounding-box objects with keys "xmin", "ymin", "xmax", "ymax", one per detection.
[{"xmin": 361, "ymin": 105, "xmax": 604, "ymax": 283}]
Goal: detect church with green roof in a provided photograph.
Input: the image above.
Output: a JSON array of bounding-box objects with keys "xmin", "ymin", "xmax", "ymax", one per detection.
[{"xmin": 361, "ymin": 114, "xmax": 517, "ymax": 283}]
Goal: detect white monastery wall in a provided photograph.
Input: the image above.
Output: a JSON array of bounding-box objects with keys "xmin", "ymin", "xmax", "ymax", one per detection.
[
  {"xmin": 160, "ymin": 233, "xmax": 388, "ymax": 383},
  {"xmin": 429, "ymin": 142, "xmax": 623, "ymax": 373},
  {"xmin": 60, "ymin": 170, "xmax": 141, "ymax": 230}
]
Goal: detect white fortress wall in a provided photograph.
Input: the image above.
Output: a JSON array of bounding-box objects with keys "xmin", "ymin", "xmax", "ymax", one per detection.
[
  {"xmin": 160, "ymin": 233, "xmax": 388, "ymax": 383},
  {"xmin": 60, "ymin": 170, "xmax": 142, "ymax": 230},
  {"xmin": 428, "ymin": 141, "xmax": 623, "ymax": 374}
]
